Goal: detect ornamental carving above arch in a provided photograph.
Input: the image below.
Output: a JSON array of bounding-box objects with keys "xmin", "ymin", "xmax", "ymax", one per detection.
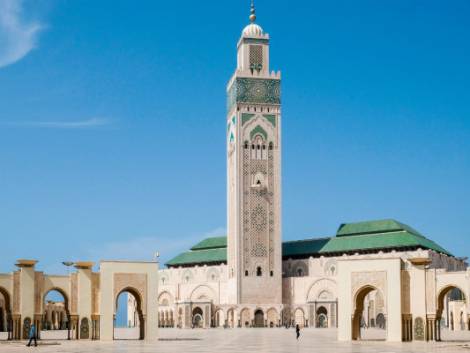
[
  {"xmin": 351, "ymin": 271, "xmax": 387, "ymax": 312},
  {"xmin": 113, "ymin": 273, "xmax": 147, "ymax": 314}
]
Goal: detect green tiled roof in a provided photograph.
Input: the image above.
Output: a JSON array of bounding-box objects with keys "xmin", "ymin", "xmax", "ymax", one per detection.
[
  {"xmin": 165, "ymin": 219, "xmax": 452, "ymax": 267},
  {"xmin": 190, "ymin": 236, "xmax": 227, "ymax": 251},
  {"xmin": 165, "ymin": 248, "xmax": 227, "ymax": 267},
  {"xmin": 283, "ymin": 230, "xmax": 451, "ymax": 257},
  {"xmin": 336, "ymin": 219, "xmax": 423, "ymax": 237}
]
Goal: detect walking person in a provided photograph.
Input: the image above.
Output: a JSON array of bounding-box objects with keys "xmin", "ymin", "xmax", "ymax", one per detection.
[
  {"xmin": 26, "ymin": 323, "xmax": 37, "ymax": 347},
  {"xmin": 295, "ymin": 324, "xmax": 300, "ymax": 340}
]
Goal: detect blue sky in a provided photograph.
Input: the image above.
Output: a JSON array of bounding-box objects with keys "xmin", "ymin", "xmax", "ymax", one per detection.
[{"xmin": 0, "ymin": 0, "xmax": 469, "ymax": 276}]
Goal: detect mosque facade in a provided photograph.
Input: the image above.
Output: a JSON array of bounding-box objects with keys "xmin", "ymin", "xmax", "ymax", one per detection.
[
  {"xmin": 0, "ymin": 3, "xmax": 469, "ymax": 344},
  {"xmin": 151, "ymin": 4, "xmax": 470, "ymax": 343}
]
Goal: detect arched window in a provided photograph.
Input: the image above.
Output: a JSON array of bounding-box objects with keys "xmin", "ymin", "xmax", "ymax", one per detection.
[
  {"xmin": 245, "ymin": 270, "xmax": 248, "ymax": 276},
  {"xmin": 297, "ymin": 268, "xmax": 303, "ymax": 277},
  {"xmin": 256, "ymin": 267, "xmax": 262, "ymax": 277},
  {"xmin": 251, "ymin": 135, "xmax": 266, "ymax": 160}
]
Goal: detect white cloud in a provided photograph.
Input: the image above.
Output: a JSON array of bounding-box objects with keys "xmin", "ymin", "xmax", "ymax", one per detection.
[
  {"xmin": 0, "ymin": 0, "xmax": 43, "ymax": 68},
  {"xmin": 1, "ymin": 117, "xmax": 112, "ymax": 129}
]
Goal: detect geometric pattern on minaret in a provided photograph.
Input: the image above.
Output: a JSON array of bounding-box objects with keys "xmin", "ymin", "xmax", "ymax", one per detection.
[{"xmin": 226, "ymin": 1, "xmax": 282, "ymax": 305}]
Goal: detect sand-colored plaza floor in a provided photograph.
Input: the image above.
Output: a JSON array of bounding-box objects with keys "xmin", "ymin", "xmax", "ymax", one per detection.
[{"xmin": 2, "ymin": 328, "xmax": 470, "ymax": 353}]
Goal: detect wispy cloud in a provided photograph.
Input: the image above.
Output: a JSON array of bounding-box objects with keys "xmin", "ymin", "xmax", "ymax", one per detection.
[
  {"xmin": 0, "ymin": 0, "xmax": 43, "ymax": 68},
  {"xmin": 86, "ymin": 227, "xmax": 226, "ymax": 266},
  {"xmin": 1, "ymin": 117, "xmax": 112, "ymax": 129}
]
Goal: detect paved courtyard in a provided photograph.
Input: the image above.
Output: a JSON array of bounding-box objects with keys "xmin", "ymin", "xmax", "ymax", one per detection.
[{"xmin": 2, "ymin": 328, "xmax": 470, "ymax": 353}]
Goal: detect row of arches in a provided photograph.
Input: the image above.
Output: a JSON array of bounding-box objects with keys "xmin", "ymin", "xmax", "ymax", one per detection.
[
  {"xmin": 0, "ymin": 286, "xmax": 142, "ymax": 341},
  {"xmin": 152, "ymin": 306, "xmax": 333, "ymax": 329},
  {"xmin": 0, "ymin": 287, "xmax": 73, "ymax": 340},
  {"xmin": 351, "ymin": 284, "xmax": 469, "ymax": 341}
]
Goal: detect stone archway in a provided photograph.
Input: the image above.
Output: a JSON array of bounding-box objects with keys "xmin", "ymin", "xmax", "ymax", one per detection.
[
  {"xmin": 281, "ymin": 308, "xmax": 291, "ymax": 327},
  {"xmin": 240, "ymin": 308, "xmax": 250, "ymax": 327},
  {"xmin": 226, "ymin": 308, "xmax": 236, "ymax": 328},
  {"xmin": 213, "ymin": 309, "xmax": 224, "ymax": 328},
  {"xmin": 352, "ymin": 285, "xmax": 386, "ymax": 341},
  {"xmin": 436, "ymin": 285, "xmax": 467, "ymax": 341},
  {"xmin": 376, "ymin": 313, "xmax": 386, "ymax": 329},
  {"xmin": 254, "ymin": 309, "xmax": 264, "ymax": 328},
  {"xmin": 41, "ymin": 288, "xmax": 71, "ymax": 340},
  {"xmin": 192, "ymin": 307, "xmax": 204, "ymax": 328},
  {"xmin": 0, "ymin": 287, "xmax": 12, "ymax": 340},
  {"xmin": 294, "ymin": 308, "xmax": 305, "ymax": 327},
  {"xmin": 316, "ymin": 306, "xmax": 328, "ymax": 328},
  {"xmin": 294, "ymin": 308, "xmax": 305, "ymax": 328},
  {"xmin": 266, "ymin": 308, "xmax": 278, "ymax": 328},
  {"xmin": 114, "ymin": 287, "xmax": 144, "ymax": 340}
]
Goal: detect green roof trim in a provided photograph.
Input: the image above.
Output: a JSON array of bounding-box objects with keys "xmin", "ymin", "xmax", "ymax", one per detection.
[
  {"xmin": 190, "ymin": 236, "xmax": 227, "ymax": 251},
  {"xmin": 166, "ymin": 220, "xmax": 453, "ymax": 267},
  {"xmin": 337, "ymin": 219, "xmax": 423, "ymax": 237},
  {"xmin": 283, "ymin": 230, "xmax": 451, "ymax": 257},
  {"xmin": 166, "ymin": 248, "xmax": 227, "ymax": 266}
]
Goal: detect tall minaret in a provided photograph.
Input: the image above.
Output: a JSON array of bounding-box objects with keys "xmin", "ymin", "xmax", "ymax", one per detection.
[{"xmin": 227, "ymin": 1, "xmax": 282, "ymax": 305}]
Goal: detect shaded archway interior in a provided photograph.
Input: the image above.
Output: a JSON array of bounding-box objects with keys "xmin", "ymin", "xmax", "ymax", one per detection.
[
  {"xmin": 352, "ymin": 286, "xmax": 386, "ymax": 341},
  {"xmin": 435, "ymin": 285, "xmax": 467, "ymax": 341},
  {"xmin": 42, "ymin": 288, "xmax": 70, "ymax": 336},
  {"xmin": 114, "ymin": 288, "xmax": 144, "ymax": 340},
  {"xmin": 0, "ymin": 287, "xmax": 12, "ymax": 339}
]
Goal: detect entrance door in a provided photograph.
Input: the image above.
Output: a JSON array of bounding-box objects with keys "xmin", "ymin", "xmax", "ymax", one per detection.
[
  {"xmin": 192, "ymin": 307, "xmax": 204, "ymax": 328},
  {"xmin": 254, "ymin": 310, "xmax": 264, "ymax": 328}
]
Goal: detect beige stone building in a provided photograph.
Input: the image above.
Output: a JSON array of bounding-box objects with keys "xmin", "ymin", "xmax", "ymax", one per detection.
[
  {"xmin": 0, "ymin": 2, "xmax": 469, "ymax": 345},
  {"xmin": 0, "ymin": 260, "xmax": 158, "ymax": 341},
  {"xmin": 148, "ymin": 4, "xmax": 470, "ymax": 343}
]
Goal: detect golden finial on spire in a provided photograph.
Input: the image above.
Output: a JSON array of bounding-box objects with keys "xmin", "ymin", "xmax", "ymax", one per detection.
[{"xmin": 249, "ymin": 0, "xmax": 256, "ymax": 23}]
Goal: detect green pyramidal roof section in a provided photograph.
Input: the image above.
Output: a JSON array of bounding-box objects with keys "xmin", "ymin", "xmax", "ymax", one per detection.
[
  {"xmin": 165, "ymin": 248, "xmax": 227, "ymax": 267},
  {"xmin": 190, "ymin": 236, "xmax": 227, "ymax": 251},
  {"xmin": 336, "ymin": 219, "xmax": 424, "ymax": 237},
  {"xmin": 166, "ymin": 219, "xmax": 453, "ymax": 267},
  {"xmin": 285, "ymin": 231, "xmax": 451, "ymax": 257}
]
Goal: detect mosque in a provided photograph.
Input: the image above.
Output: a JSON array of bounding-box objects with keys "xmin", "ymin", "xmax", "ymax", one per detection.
[
  {"xmin": 149, "ymin": 2, "xmax": 469, "ymax": 342},
  {"xmin": 0, "ymin": 2, "xmax": 468, "ymax": 343}
]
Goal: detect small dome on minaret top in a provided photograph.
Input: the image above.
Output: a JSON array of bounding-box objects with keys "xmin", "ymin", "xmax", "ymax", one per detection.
[{"xmin": 242, "ymin": 0, "xmax": 264, "ymax": 37}]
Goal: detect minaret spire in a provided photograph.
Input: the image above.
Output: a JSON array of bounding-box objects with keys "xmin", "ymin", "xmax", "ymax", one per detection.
[{"xmin": 249, "ymin": 0, "xmax": 256, "ymax": 23}]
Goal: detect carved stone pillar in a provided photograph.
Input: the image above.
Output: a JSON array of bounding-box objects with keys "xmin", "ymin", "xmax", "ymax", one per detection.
[
  {"xmin": 91, "ymin": 314, "xmax": 100, "ymax": 340},
  {"xmin": 12, "ymin": 314, "xmax": 20, "ymax": 340},
  {"xmin": 69, "ymin": 315, "xmax": 79, "ymax": 340},
  {"xmin": 34, "ymin": 314, "xmax": 42, "ymax": 340}
]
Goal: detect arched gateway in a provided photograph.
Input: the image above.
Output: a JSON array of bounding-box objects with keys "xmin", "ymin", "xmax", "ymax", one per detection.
[
  {"xmin": 100, "ymin": 261, "xmax": 158, "ymax": 341},
  {"xmin": 0, "ymin": 259, "xmax": 159, "ymax": 341}
]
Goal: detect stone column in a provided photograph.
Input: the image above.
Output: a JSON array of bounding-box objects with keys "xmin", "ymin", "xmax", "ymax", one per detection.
[
  {"xmin": 94, "ymin": 314, "xmax": 100, "ymax": 340},
  {"xmin": 34, "ymin": 314, "xmax": 42, "ymax": 340},
  {"xmin": 12, "ymin": 314, "xmax": 20, "ymax": 340},
  {"xmin": 70, "ymin": 315, "xmax": 79, "ymax": 339},
  {"xmin": 74, "ymin": 262, "xmax": 94, "ymax": 336},
  {"xmin": 15, "ymin": 259, "xmax": 38, "ymax": 340}
]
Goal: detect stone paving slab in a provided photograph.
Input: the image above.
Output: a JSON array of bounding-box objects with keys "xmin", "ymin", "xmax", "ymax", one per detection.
[{"xmin": 1, "ymin": 328, "xmax": 470, "ymax": 353}]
